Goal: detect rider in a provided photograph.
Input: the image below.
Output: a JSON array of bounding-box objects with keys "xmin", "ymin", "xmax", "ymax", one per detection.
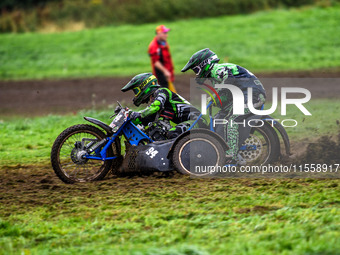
[
  {"xmin": 121, "ymin": 73, "xmax": 204, "ymax": 138},
  {"xmin": 181, "ymin": 48, "xmax": 266, "ymax": 163}
]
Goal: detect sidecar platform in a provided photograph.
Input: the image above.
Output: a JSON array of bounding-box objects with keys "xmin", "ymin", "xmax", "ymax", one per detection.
[{"xmin": 120, "ymin": 139, "xmax": 175, "ymax": 174}]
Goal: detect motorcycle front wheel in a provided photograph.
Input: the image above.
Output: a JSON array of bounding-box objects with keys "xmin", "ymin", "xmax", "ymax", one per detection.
[{"xmin": 51, "ymin": 124, "xmax": 118, "ymax": 183}]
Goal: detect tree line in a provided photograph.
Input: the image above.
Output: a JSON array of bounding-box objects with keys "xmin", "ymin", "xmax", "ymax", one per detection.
[{"xmin": 0, "ymin": 0, "xmax": 337, "ymax": 33}]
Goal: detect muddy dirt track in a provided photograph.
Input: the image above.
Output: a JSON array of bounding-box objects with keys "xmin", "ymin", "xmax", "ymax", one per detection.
[
  {"xmin": 0, "ymin": 164, "xmax": 337, "ymax": 222},
  {"xmin": 1, "ymin": 71, "xmax": 340, "ymax": 116}
]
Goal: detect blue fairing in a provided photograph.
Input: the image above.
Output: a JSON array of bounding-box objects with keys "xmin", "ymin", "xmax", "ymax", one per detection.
[{"xmin": 122, "ymin": 121, "xmax": 153, "ymax": 146}]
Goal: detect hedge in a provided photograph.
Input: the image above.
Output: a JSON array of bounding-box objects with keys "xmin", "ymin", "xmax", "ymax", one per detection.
[{"xmin": 1, "ymin": 0, "xmax": 339, "ymax": 33}]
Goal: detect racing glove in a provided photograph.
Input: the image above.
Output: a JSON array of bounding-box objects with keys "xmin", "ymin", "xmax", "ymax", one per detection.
[{"xmin": 130, "ymin": 111, "xmax": 142, "ymax": 124}]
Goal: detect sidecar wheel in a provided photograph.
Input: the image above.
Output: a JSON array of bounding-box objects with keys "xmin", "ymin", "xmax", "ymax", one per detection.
[
  {"xmin": 172, "ymin": 132, "xmax": 225, "ymax": 176},
  {"xmin": 51, "ymin": 124, "xmax": 119, "ymax": 183}
]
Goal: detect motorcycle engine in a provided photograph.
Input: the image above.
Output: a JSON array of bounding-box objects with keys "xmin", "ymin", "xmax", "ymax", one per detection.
[{"xmin": 145, "ymin": 119, "xmax": 172, "ymax": 141}]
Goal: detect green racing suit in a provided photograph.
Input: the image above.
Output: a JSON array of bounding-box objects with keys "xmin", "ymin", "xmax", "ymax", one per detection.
[{"xmin": 210, "ymin": 63, "xmax": 266, "ymax": 161}]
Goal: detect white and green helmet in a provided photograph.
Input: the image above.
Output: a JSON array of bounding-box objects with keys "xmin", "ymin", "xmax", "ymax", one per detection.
[{"xmin": 181, "ymin": 48, "xmax": 220, "ymax": 78}]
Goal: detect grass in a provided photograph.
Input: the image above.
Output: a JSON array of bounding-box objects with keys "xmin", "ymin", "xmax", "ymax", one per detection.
[
  {"xmin": 0, "ymin": 99, "xmax": 339, "ymax": 167},
  {"xmin": 1, "ymin": 6, "xmax": 340, "ymax": 80},
  {"xmin": 0, "ymin": 168, "xmax": 339, "ymax": 254},
  {"xmin": 269, "ymin": 99, "xmax": 340, "ymax": 139}
]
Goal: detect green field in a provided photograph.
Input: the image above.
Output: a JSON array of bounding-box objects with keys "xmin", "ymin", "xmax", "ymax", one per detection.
[
  {"xmin": 1, "ymin": 6, "xmax": 340, "ymax": 80},
  {"xmin": 0, "ymin": 168, "xmax": 339, "ymax": 255}
]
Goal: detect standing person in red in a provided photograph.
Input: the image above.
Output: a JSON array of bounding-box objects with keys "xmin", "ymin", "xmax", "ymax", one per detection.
[{"xmin": 148, "ymin": 25, "xmax": 175, "ymax": 90}]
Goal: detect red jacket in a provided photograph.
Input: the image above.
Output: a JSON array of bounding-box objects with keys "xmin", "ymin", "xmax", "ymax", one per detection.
[{"xmin": 148, "ymin": 37, "xmax": 174, "ymax": 82}]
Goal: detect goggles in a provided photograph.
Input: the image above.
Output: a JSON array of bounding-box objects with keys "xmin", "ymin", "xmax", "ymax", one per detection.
[
  {"xmin": 133, "ymin": 87, "xmax": 141, "ymax": 97},
  {"xmin": 133, "ymin": 87, "xmax": 151, "ymax": 98},
  {"xmin": 133, "ymin": 75, "xmax": 157, "ymax": 96},
  {"xmin": 192, "ymin": 66, "xmax": 201, "ymax": 75},
  {"xmin": 192, "ymin": 55, "xmax": 219, "ymax": 75}
]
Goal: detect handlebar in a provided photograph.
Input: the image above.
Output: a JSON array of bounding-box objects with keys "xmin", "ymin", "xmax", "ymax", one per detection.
[{"xmin": 110, "ymin": 101, "xmax": 129, "ymax": 119}]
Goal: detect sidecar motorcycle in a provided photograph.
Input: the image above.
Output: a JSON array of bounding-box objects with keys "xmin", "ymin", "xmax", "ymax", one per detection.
[{"xmin": 51, "ymin": 103, "xmax": 290, "ymax": 183}]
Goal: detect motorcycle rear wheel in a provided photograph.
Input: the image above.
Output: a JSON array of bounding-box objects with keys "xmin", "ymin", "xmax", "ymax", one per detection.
[
  {"xmin": 51, "ymin": 124, "xmax": 118, "ymax": 183},
  {"xmin": 239, "ymin": 124, "xmax": 280, "ymax": 165}
]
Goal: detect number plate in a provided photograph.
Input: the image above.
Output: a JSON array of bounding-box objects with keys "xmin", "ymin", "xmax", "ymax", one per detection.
[{"xmin": 110, "ymin": 109, "xmax": 128, "ymax": 133}]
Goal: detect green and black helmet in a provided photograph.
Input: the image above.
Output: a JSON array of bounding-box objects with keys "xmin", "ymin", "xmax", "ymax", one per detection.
[
  {"xmin": 181, "ymin": 48, "xmax": 220, "ymax": 78},
  {"xmin": 121, "ymin": 73, "xmax": 160, "ymax": 106}
]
